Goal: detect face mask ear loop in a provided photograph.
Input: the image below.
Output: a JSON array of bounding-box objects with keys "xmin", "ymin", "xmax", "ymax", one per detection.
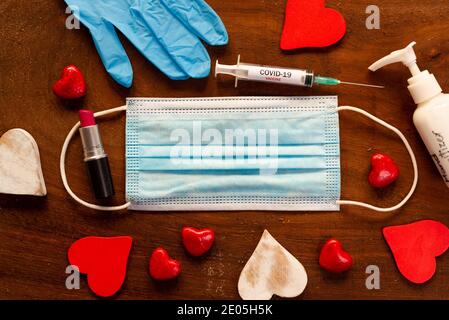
[
  {"xmin": 336, "ymin": 106, "xmax": 418, "ymax": 212},
  {"xmin": 60, "ymin": 106, "xmax": 131, "ymax": 211}
]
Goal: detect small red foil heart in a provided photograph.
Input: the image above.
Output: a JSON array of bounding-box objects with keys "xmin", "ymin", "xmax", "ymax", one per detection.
[
  {"xmin": 67, "ymin": 236, "xmax": 133, "ymax": 298},
  {"xmin": 53, "ymin": 65, "xmax": 86, "ymax": 99},
  {"xmin": 319, "ymin": 238, "xmax": 353, "ymax": 273},
  {"xmin": 149, "ymin": 247, "xmax": 181, "ymax": 281},
  {"xmin": 182, "ymin": 227, "xmax": 215, "ymax": 257},
  {"xmin": 383, "ymin": 220, "xmax": 449, "ymax": 284},
  {"xmin": 281, "ymin": 0, "xmax": 346, "ymax": 50},
  {"xmin": 368, "ymin": 153, "xmax": 400, "ymax": 188}
]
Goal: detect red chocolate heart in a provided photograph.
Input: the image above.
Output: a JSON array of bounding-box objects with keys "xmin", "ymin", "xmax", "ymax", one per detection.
[
  {"xmin": 67, "ymin": 236, "xmax": 133, "ymax": 298},
  {"xmin": 182, "ymin": 227, "xmax": 215, "ymax": 257},
  {"xmin": 383, "ymin": 220, "xmax": 449, "ymax": 284},
  {"xmin": 319, "ymin": 238, "xmax": 353, "ymax": 273},
  {"xmin": 368, "ymin": 153, "xmax": 400, "ymax": 188},
  {"xmin": 53, "ymin": 65, "xmax": 86, "ymax": 99},
  {"xmin": 149, "ymin": 247, "xmax": 181, "ymax": 281},
  {"xmin": 281, "ymin": 0, "xmax": 346, "ymax": 50}
]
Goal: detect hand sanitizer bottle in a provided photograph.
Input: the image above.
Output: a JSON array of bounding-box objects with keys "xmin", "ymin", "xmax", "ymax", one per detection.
[{"xmin": 370, "ymin": 42, "xmax": 449, "ymax": 187}]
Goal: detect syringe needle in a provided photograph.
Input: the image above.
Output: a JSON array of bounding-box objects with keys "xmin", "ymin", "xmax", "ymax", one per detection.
[
  {"xmin": 338, "ymin": 81, "xmax": 385, "ymax": 89},
  {"xmin": 314, "ymin": 76, "xmax": 384, "ymax": 89}
]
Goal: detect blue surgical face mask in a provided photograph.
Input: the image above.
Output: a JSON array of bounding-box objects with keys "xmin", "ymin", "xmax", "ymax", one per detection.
[
  {"xmin": 126, "ymin": 97, "xmax": 341, "ymax": 211},
  {"xmin": 60, "ymin": 97, "xmax": 417, "ymax": 212}
]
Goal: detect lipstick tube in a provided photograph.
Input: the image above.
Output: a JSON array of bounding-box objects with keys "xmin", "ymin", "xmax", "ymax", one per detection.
[{"xmin": 79, "ymin": 110, "xmax": 115, "ymax": 199}]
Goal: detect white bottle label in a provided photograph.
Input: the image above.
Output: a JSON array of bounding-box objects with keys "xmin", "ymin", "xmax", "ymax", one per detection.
[
  {"xmin": 416, "ymin": 102, "xmax": 449, "ymax": 187},
  {"xmin": 245, "ymin": 65, "xmax": 308, "ymax": 86},
  {"xmin": 428, "ymin": 130, "xmax": 449, "ymax": 184}
]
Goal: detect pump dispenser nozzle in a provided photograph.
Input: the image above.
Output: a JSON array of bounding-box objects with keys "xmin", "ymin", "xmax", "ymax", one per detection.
[
  {"xmin": 369, "ymin": 42, "xmax": 421, "ymax": 75},
  {"xmin": 369, "ymin": 42, "xmax": 442, "ymax": 104}
]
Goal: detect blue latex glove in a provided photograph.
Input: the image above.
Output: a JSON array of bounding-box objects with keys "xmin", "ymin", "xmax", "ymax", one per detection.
[{"xmin": 65, "ymin": 0, "xmax": 228, "ymax": 87}]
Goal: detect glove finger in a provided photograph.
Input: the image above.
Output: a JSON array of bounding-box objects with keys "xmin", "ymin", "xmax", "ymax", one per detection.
[
  {"xmin": 113, "ymin": 16, "xmax": 189, "ymax": 80},
  {"xmin": 131, "ymin": 0, "xmax": 211, "ymax": 78},
  {"xmin": 161, "ymin": 0, "xmax": 228, "ymax": 46},
  {"xmin": 89, "ymin": 21, "xmax": 134, "ymax": 87},
  {"xmin": 65, "ymin": 1, "xmax": 134, "ymax": 87}
]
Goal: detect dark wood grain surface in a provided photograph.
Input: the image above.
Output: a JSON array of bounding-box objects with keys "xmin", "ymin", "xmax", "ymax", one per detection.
[{"xmin": 1, "ymin": 0, "xmax": 449, "ymax": 300}]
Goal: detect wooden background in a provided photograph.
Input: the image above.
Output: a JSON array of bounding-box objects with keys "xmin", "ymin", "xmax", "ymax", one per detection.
[{"xmin": 1, "ymin": 0, "xmax": 449, "ymax": 300}]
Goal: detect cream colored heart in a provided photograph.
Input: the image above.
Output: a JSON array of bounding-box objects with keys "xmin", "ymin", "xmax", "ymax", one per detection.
[
  {"xmin": 238, "ymin": 230, "xmax": 308, "ymax": 300},
  {"xmin": 0, "ymin": 129, "xmax": 47, "ymax": 196}
]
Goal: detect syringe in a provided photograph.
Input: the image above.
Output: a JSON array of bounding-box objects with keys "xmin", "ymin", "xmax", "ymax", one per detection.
[{"xmin": 215, "ymin": 55, "xmax": 384, "ymax": 89}]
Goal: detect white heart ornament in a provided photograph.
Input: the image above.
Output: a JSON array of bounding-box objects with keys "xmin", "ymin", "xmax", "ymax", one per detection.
[
  {"xmin": 0, "ymin": 129, "xmax": 47, "ymax": 196},
  {"xmin": 238, "ymin": 230, "xmax": 308, "ymax": 300}
]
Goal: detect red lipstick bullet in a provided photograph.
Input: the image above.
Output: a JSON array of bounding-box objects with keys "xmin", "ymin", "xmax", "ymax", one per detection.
[{"xmin": 79, "ymin": 110, "xmax": 115, "ymax": 199}]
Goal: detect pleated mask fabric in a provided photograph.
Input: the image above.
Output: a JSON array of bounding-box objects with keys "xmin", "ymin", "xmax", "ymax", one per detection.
[{"xmin": 125, "ymin": 97, "xmax": 340, "ymax": 211}]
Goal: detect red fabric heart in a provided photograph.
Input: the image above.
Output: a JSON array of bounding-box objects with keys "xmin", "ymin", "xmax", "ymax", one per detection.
[
  {"xmin": 383, "ymin": 220, "xmax": 449, "ymax": 284},
  {"xmin": 67, "ymin": 236, "xmax": 133, "ymax": 298},
  {"xmin": 182, "ymin": 227, "xmax": 215, "ymax": 257},
  {"xmin": 319, "ymin": 238, "xmax": 353, "ymax": 273},
  {"xmin": 53, "ymin": 65, "xmax": 86, "ymax": 99},
  {"xmin": 281, "ymin": 0, "xmax": 346, "ymax": 50},
  {"xmin": 149, "ymin": 247, "xmax": 181, "ymax": 281},
  {"xmin": 368, "ymin": 153, "xmax": 400, "ymax": 188}
]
